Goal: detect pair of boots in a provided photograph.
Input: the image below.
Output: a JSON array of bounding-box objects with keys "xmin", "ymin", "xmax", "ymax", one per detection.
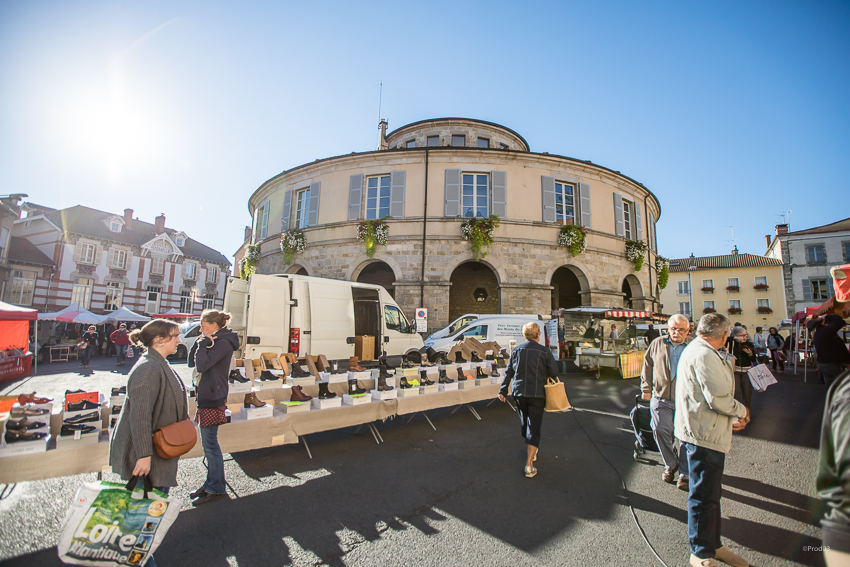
[{"xmin": 419, "ymin": 370, "xmax": 435, "ymax": 385}]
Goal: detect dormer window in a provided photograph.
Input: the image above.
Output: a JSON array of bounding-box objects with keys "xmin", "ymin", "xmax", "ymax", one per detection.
[
  {"xmin": 110, "ymin": 220, "xmax": 122, "ymax": 233},
  {"xmin": 105, "ymin": 216, "xmax": 125, "ymax": 233},
  {"xmin": 175, "ymin": 236, "xmax": 185, "ymax": 246}
]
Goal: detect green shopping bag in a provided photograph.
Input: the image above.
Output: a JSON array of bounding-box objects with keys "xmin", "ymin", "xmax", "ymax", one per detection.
[{"xmin": 58, "ymin": 475, "xmax": 181, "ymax": 566}]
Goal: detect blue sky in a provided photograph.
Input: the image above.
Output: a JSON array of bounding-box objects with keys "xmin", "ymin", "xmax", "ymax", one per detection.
[{"xmin": 1, "ymin": 1, "xmax": 848, "ymax": 264}]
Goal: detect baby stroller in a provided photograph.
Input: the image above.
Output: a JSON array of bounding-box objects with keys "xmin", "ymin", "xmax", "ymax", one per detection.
[{"xmin": 630, "ymin": 395, "xmax": 658, "ymax": 461}]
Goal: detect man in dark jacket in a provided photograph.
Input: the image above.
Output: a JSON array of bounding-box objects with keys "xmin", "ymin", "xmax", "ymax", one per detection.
[
  {"xmin": 807, "ymin": 314, "xmax": 850, "ymax": 387},
  {"xmin": 498, "ymin": 322, "xmax": 560, "ymax": 478},
  {"xmin": 818, "ymin": 368, "xmax": 850, "ymax": 565}
]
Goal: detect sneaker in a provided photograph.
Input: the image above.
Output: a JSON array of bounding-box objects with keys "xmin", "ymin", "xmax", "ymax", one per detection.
[
  {"xmin": 714, "ymin": 545, "xmax": 748, "ymax": 567},
  {"xmin": 524, "ymin": 465, "xmax": 537, "ymax": 478},
  {"xmin": 690, "ymin": 556, "xmax": 719, "ymax": 567},
  {"xmin": 677, "ymin": 475, "xmax": 689, "ymax": 491}
]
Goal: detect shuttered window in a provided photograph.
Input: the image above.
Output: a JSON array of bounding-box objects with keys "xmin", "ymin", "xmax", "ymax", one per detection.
[
  {"xmin": 366, "ymin": 176, "xmax": 391, "ymax": 219},
  {"xmin": 295, "ymin": 189, "xmax": 310, "ymax": 229},
  {"xmin": 462, "ymin": 174, "xmax": 489, "ymax": 218}
]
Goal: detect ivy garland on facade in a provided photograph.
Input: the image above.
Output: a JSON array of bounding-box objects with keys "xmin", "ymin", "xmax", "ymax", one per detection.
[
  {"xmin": 557, "ymin": 225, "xmax": 587, "ymax": 257},
  {"xmin": 656, "ymin": 256, "xmax": 670, "ymax": 290},
  {"xmin": 356, "ymin": 218, "xmax": 389, "ymax": 259},
  {"xmin": 625, "ymin": 240, "xmax": 647, "ymax": 271},
  {"xmin": 240, "ymin": 244, "xmax": 260, "ymax": 280},
  {"xmin": 460, "ymin": 215, "xmax": 500, "ymax": 261},
  {"xmin": 280, "ymin": 229, "xmax": 307, "ymax": 266}
]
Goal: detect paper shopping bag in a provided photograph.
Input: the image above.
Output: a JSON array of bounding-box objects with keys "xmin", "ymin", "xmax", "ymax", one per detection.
[
  {"xmin": 544, "ymin": 377, "xmax": 571, "ymax": 412},
  {"xmin": 747, "ymin": 364, "xmax": 778, "ymax": 392}
]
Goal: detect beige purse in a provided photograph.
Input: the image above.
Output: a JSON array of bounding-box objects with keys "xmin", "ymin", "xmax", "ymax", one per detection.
[{"xmin": 544, "ymin": 377, "xmax": 571, "ymax": 412}]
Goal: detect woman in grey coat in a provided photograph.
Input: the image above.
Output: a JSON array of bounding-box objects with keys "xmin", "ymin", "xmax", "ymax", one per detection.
[{"xmin": 109, "ymin": 319, "xmax": 187, "ymax": 489}]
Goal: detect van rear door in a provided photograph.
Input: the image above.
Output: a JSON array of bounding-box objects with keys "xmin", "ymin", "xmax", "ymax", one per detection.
[
  {"xmin": 244, "ymin": 274, "xmax": 290, "ymax": 358},
  {"xmin": 308, "ymin": 280, "xmax": 356, "ymax": 360}
]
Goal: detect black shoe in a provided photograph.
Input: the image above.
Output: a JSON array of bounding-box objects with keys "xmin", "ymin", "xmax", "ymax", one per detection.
[
  {"xmin": 259, "ymin": 370, "xmax": 277, "ymax": 381},
  {"xmin": 454, "ymin": 351, "xmax": 467, "ymax": 363},
  {"xmin": 476, "ymin": 366, "xmax": 488, "ymax": 378},
  {"xmin": 64, "ymin": 411, "xmax": 100, "ymax": 425},
  {"xmin": 378, "ymin": 364, "xmax": 392, "ymax": 379},
  {"xmin": 65, "ymin": 389, "xmax": 85, "ymax": 395},
  {"xmin": 377, "ymin": 375, "xmax": 394, "ymax": 391},
  {"xmin": 348, "ymin": 379, "xmax": 366, "ymax": 395},
  {"xmin": 5, "ymin": 418, "xmax": 46, "ymax": 431},
  {"xmin": 289, "ymin": 362, "xmax": 312, "ymax": 378},
  {"xmin": 318, "ymin": 383, "xmax": 337, "ymax": 399},
  {"xmin": 111, "ymin": 406, "xmax": 122, "ymax": 415},
  {"xmin": 10, "ymin": 407, "xmax": 50, "ymax": 418},
  {"xmin": 438, "ymin": 369, "xmax": 454, "ymax": 384},
  {"xmin": 399, "ymin": 377, "xmax": 412, "ymax": 389},
  {"xmin": 229, "ymin": 370, "xmax": 249, "ymax": 383},
  {"xmin": 485, "ymin": 352, "xmax": 495, "ymax": 361},
  {"xmin": 4, "ymin": 430, "xmax": 48, "ymax": 443},
  {"xmin": 110, "ymin": 417, "xmax": 118, "ymax": 429},
  {"xmin": 61, "ymin": 423, "xmax": 98, "ymax": 436},
  {"xmin": 67, "ymin": 400, "xmax": 100, "ymax": 411},
  {"xmin": 457, "ymin": 367, "xmax": 466, "ymax": 381},
  {"xmin": 190, "ymin": 487, "xmax": 207, "ymax": 499},
  {"xmin": 490, "ymin": 365, "xmax": 501, "ymax": 377},
  {"xmin": 470, "ymin": 351, "xmax": 483, "ymax": 363},
  {"xmin": 193, "ymin": 492, "xmax": 226, "ymax": 506},
  {"xmin": 419, "ymin": 370, "xmax": 435, "ymax": 386},
  {"xmin": 401, "ymin": 358, "xmax": 413, "ymax": 369}
]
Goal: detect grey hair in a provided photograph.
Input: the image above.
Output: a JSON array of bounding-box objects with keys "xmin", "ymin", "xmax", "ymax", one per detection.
[
  {"xmin": 697, "ymin": 313, "xmax": 731, "ymax": 339},
  {"xmin": 523, "ymin": 322, "xmax": 540, "ymax": 340},
  {"xmin": 668, "ymin": 314, "xmax": 689, "ymax": 327},
  {"xmin": 730, "ymin": 326, "xmax": 748, "ymax": 338}
]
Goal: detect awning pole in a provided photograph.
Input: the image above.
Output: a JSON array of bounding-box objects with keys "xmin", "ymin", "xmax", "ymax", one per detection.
[{"xmin": 33, "ymin": 320, "xmax": 38, "ymax": 376}]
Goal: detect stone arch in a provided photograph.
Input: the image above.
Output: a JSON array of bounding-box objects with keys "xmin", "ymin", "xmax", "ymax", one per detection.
[
  {"xmin": 448, "ymin": 261, "xmax": 500, "ymax": 322},
  {"xmin": 440, "ymin": 252, "xmax": 506, "ymax": 286},
  {"xmin": 621, "ymin": 274, "xmax": 644, "ymax": 309},
  {"xmin": 345, "ymin": 253, "xmax": 404, "ymax": 283},
  {"xmin": 356, "ymin": 260, "xmax": 397, "ymax": 298},
  {"xmin": 543, "ymin": 259, "xmax": 594, "ymax": 292},
  {"xmin": 283, "ymin": 263, "xmax": 311, "ymax": 276},
  {"xmin": 549, "ymin": 264, "xmax": 589, "ymax": 310}
]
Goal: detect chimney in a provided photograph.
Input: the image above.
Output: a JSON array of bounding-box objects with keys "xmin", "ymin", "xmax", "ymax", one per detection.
[
  {"xmin": 244, "ymin": 226, "xmax": 252, "ymax": 242},
  {"xmin": 765, "ymin": 234, "xmax": 771, "ymax": 250},
  {"xmin": 775, "ymin": 223, "xmax": 788, "ymax": 235},
  {"xmin": 377, "ymin": 119, "xmax": 389, "ymax": 151},
  {"xmin": 124, "ymin": 208, "xmax": 133, "ymax": 229},
  {"xmin": 731, "ymin": 245, "xmax": 738, "ymax": 255},
  {"xmin": 155, "ymin": 213, "xmax": 165, "ymax": 233}
]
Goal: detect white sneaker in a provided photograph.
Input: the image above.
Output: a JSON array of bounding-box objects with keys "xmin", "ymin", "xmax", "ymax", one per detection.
[
  {"xmin": 524, "ymin": 466, "xmax": 537, "ymax": 478},
  {"xmin": 690, "ymin": 555, "xmax": 718, "ymax": 567},
  {"xmin": 714, "ymin": 545, "xmax": 748, "ymax": 567}
]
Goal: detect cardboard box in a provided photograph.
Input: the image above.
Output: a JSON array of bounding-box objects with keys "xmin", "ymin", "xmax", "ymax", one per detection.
[
  {"xmin": 354, "ymin": 336, "xmax": 375, "ymax": 361},
  {"xmin": 458, "ymin": 380, "xmax": 477, "ymax": 390},
  {"xmin": 289, "ymin": 376, "xmax": 316, "ymax": 388},
  {"xmin": 254, "ymin": 379, "xmax": 284, "ymax": 390},
  {"xmin": 420, "ymin": 384, "xmax": 440, "ymax": 395},
  {"xmin": 343, "ymin": 394, "xmax": 370, "ymax": 406},
  {"xmin": 279, "ymin": 401, "xmax": 311, "ymax": 414},
  {"xmin": 0, "ymin": 435, "xmax": 50, "ymax": 457},
  {"xmin": 56, "ymin": 431, "xmax": 101, "ymax": 449},
  {"xmin": 240, "ymin": 405, "xmax": 274, "ymax": 420},
  {"xmin": 311, "ymin": 397, "xmax": 343, "ymax": 410},
  {"xmin": 228, "ymin": 381, "xmax": 253, "ymax": 395},
  {"xmin": 438, "ymin": 382, "xmax": 458, "ymax": 392},
  {"xmin": 396, "ymin": 387, "xmax": 420, "ymax": 397},
  {"xmin": 371, "ymin": 389, "xmax": 398, "ymax": 401}
]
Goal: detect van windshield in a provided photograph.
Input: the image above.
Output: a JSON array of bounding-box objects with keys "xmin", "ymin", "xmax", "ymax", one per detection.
[
  {"xmin": 384, "ymin": 305, "xmax": 412, "ymax": 334},
  {"xmin": 449, "ymin": 316, "xmax": 477, "ymax": 334},
  {"xmin": 456, "ymin": 325, "xmax": 487, "ymax": 340}
]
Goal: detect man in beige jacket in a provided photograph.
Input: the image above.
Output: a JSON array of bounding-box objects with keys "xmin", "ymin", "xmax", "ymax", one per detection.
[
  {"xmin": 675, "ymin": 313, "xmax": 750, "ymax": 567},
  {"xmin": 641, "ymin": 314, "xmax": 692, "ymax": 488}
]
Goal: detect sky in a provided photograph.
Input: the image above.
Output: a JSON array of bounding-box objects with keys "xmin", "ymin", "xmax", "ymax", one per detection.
[{"xmin": 1, "ymin": 0, "xmax": 848, "ymax": 265}]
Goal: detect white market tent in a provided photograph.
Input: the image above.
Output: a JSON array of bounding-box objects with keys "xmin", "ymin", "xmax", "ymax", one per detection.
[
  {"xmin": 37, "ymin": 303, "xmax": 107, "ymax": 325},
  {"xmin": 103, "ymin": 306, "xmax": 151, "ymax": 323}
]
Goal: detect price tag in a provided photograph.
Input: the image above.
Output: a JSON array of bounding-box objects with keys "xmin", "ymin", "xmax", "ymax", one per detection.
[{"xmin": 74, "ymin": 430, "xmax": 81, "ymax": 440}]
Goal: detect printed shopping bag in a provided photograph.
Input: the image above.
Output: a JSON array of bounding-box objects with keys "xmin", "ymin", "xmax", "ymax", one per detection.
[
  {"xmin": 747, "ymin": 364, "xmax": 778, "ymax": 392},
  {"xmin": 544, "ymin": 377, "xmax": 571, "ymax": 412},
  {"xmin": 58, "ymin": 476, "xmax": 181, "ymax": 566}
]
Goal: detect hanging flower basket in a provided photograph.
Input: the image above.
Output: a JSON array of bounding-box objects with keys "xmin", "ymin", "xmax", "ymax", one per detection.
[
  {"xmin": 240, "ymin": 244, "xmax": 260, "ymax": 280},
  {"xmin": 280, "ymin": 229, "xmax": 306, "ymax": 266},
  {"xmin": 460, "ymin": 214, "xmax": 500, "ymax": 261},
  {"xmin": 558, "ymin": 225, "xmax": 587, "ymax": 257},
  {"xmin": 757, "ymin": 306, "xmax": 774, "ymax": 314},
  {"xmin": 656, "ymin": 256, "xmax": 670, "ymax": 290},
  {"xmin": 726, "ymin": 285, "xmax": 740, "ymax": 292},
  {"xmin": 703, "ymin": 307, "xmax": 716, "ymax": 314},
  {"xmin": 728, "ymin": 307, "xmax": 743, "ymax": 315},
  {"xmin": 356, "ymin": 218, "xmax": 389, "ymax": 259},
  {"xmin": 701, "ymin": 287, "xmax": 715, "ymax": 293},
  {"xmin": 625, "ymin": 240, "xmax": 647, "ymax": 271}
]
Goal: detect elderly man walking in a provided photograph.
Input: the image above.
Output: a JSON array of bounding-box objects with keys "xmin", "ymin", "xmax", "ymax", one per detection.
[
  {"xmin": 676, "ymin": 313, "xmax": 751, "ymax": 567},
  {"xmin": 641, "ymin": 314, "xmax": 692, "ymax": 489}
]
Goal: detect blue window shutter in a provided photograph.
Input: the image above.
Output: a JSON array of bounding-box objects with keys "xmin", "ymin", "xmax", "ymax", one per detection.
[
  {"xmin": 634, "ymin": 201, "xmax": 643, "ymax": 242},
  {"xmin": 280, "ymin": 190, "xmax": 293, "ymax": 232},
  {"xmin": 614, "ymin": 193, "xmax": 625, "ymax": 237},
  {"xmin": 579, "ymin": 182, "xmax": 592, "ymax": 229},
  {"xmin": 541, "ymin": 176, "xmax": 556, "ymax": 223},
  {"xmin": 444, "ymin": 169, "xmax": 460, "ymax": 217},
  {"xmin": 491, "ymin": 171, "xmax": 507, "ymax": 219},
  {"xmin": 307, "ymin": 182, "xmax": 321, "ymax": 227},
  {"xmin": 348, "ymin": 174, "xmax": 363, "ymax": 221},
  {"xmin": 390, "ymin": 171, "xmax": 405, "ymax": 218},
  {"xmin": 648, "ymin": 211, "xmax": 656, "ymax": 252},
  {"xmin": 828, "ymin": 277, "xmax": 835, "ymax": 298},
  {"xmin": 802, "ymin": 279, "xmax": 812, "ymax": 301}
]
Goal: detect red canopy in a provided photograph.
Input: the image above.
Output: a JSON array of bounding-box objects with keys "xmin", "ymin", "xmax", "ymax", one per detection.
[
  {"xmin": 0, "ymin": 301, "xmax": 36, "ymax": 351},
  {"xmin": 812, "ymin": 296, "xmax": 850, "ymax": 318},
  {"xmin": 0, "ymin": 301, "xmax": 37, "ymax": 321}
]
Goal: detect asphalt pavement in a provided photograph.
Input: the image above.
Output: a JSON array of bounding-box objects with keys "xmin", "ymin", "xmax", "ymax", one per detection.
[{"xmin": 0, "ymin": 354, "xmax": 830, "ymax": 567}]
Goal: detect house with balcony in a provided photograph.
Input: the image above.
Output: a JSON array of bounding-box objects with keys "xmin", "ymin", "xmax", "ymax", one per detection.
[
  {"xmin": 7, "ymin": 204, "xmax": 231, "ymax": 315},
  {"xmin": 766, "ymin": 218, "xmax": 850, "ymax": 317},
  {"xmin": 659, "ymin": 247, "xmax": 786, "ymax": 328}
]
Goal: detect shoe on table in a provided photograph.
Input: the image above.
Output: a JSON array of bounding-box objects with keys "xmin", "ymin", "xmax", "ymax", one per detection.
[
  {"xmin": 193, "ymin": 492, "xmax": 226, "ymax": 506},
  {"xmin": 662, "ymin": 466, "xmax": 678, "ymax": 483},
  {"xmin": 690, "ymin": 556, "xmax": 718, "ymax": 567},
  {"xmin": 524, "ymin": 465, "xmax": 537, "ymax": 478},
  {"xmin": 714, "ymin": 545, "xmax": 748, "ymax": 567},
  {"xmin": 678, "ymin": 475, "xmax": 689, "ymax": 491}
]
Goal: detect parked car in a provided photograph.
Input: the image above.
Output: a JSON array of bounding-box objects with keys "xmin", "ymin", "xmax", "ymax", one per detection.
[
  {"xmin": 426, "ymin": 313, "xmax": 541, "ymax": 342},
  {"xmin": 424, "ymin": 316, "xmax": 551, "ymax": 355},
  {"xmin": 174, "ymin": 322, "xmax": 201, "ymax": 360}
]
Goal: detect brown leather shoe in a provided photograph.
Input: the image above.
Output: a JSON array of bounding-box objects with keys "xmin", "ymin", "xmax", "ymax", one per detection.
[
  {"xmin": 290, "ymin": 385, "xmax": 313, "ymax": 402},
  {"xmin": 244, "ymin": 392, "xmax": 267, "ymax": 408},
  {"xmin": 349, "ymin": 356, "xmax": 366, "ymax": 372},
  {"xmin": 662, "ymin": 466, "xmax": 677, "ymax": 483},
  {"xmin": 677, "ymin": 474, "xmax": 689, "ymax": 491}
]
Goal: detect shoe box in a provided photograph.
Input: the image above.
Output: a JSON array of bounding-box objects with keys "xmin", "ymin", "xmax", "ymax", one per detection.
[
  {"xmin": 311, "ymin": 397, "xmax": 342, "ymax": 410},
  {"xmin": 56, "ymin": 427, "xmax": 101, "ymax": 448},
  {"xmin": 439, "ymin": 363, "xmax": 458, "ymax": 374},
  {"xmin": 396, "ymin": 385, "xmax": 420, "ymax": 397},
  {"xmin": 240, "ymin": 404, "xmax": 275, "ymax": 420},
  {"xmin": 490, "ymin": 375, "xmax": 504, "ymax": 385},
  {"xmin": 438, "ymin": 381, "xmax": 459, "ymax": 392},
  {"xmin": 371, "ymin": 388, "xmax": 398, "ymax": 401},
  {"xmin": 254, "ymin": 377, "xmax": 284, "ymax": 390},
  {"xmin": 278, "ymin": 401, "xmax": 311, "ymax": 415},
  {"xmin": 343, "ymin": 393, "xmax": 370, "ymax": 406},
  {"xmin": 419, "ymin": 384, "xmax": 440, "ymax": 395},
  {"xmin": 322, "ymin": 371, "xmax": 349, "ymax": 384},
  {"xmin": 457, "ymin": 379, "xmax": 478, "ymax": 390},
  {"xmin": 475, "ymin": 378, "xmax": 491, "ymax": 387},
  {"xmin": 228, "ymin": 380, "xmax": 253, "ymax": 394},
  {"xmin": 0, "ymin": 402, "xmax": 53, "ymax": 457},
  {"xmin": 289, "ymin": 376, "xmax": 316, "ymax": 388},
  {"xmin": 347, "ymin": 370, "xmax": 371, "ymax": 382}
]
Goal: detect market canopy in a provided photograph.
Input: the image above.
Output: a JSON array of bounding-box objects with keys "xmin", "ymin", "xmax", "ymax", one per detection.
[
  {"xmin": 604, "ymin": 310, "xmax": 655, "ymax": 319},
  {"xmin": 0, "ymin": 300, "xmax": 37, "ymax": 351},
  {"xmin": 0, "ymin": 301, "xmax": 37, "ymax": 321},
  {"xmin": 37, "ymin": 303, "xmax": 107, "ymax": 324},
  {"xmin": 102, "ymin": 306, "xmax": 151, "ymax": 323},
  {"xmin": 811, "ymin": 296, "xmax": 850, "ymax": 319}
]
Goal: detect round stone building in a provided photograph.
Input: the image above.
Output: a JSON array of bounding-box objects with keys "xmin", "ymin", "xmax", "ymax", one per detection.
[{"xmin": 245, "ymin": 117, "xmax": 663, "ymax": 334}]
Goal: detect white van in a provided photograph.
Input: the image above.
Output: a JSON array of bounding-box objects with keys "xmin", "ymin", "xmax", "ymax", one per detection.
[
  {"xmin": 423, "ymin": 316, "xmax": 551, "ymax": 355},
  {"xmin": 426, "ymin": 313, "xmax": 541, "ymax": 342},
  {"xmin": 223, "ymin": 274, "xmax": 423, "ymax": 361}
]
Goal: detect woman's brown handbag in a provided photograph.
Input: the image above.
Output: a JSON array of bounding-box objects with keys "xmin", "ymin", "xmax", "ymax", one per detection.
[
  {"xmin": 544, "ymin": 377, "xmax": 571, "ymax": 412},
  {"xmin": 152, "ymin": 420, "xmax": 197, "ymax": 459}
]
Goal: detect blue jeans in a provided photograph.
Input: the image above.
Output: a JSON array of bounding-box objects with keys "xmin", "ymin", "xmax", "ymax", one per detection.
[
  {"xmin": 200, "ymin": 425, "xmax": 226, "ymax": 494},
  {"xmin": 81, "ymin": 345, "xmax": 94, "ymax": 366},
  {"xmin": 116, "ymin": 344, "xmax": 128, "ymax": 363},
  {"xmin": 684, "ymin": 442, "xmax": 725, "ymax": 559}
]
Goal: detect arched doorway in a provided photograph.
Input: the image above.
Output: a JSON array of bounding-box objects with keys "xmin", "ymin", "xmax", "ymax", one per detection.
[
  {"xmin": 449, "ymin": 262, "xmax": 499, "ymax": 322},
  {"xmin": 357, "ymin": 261, "xmax": 396, "ymax": 298},
  {"xmin": 551, "ymin": 266, "xmax": 584, "ymax": 311},
  {"xmin": 285, "ymin": 264, "xmax": 309, "ymax": 276},
  {"xmin": 622, "ymin": 274, "xmax": 643, "ymax": 309}
]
